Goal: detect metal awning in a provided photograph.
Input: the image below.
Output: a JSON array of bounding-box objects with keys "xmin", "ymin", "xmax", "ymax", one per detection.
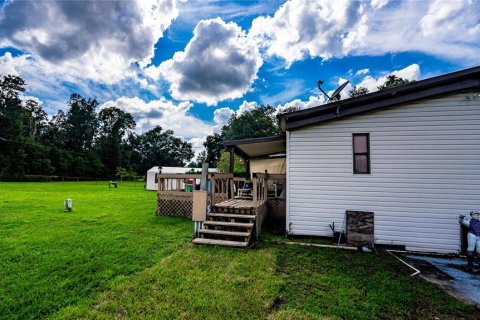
[{"xmin": 223, "ymin": 135, "xmax": 286, "ymax": 159}]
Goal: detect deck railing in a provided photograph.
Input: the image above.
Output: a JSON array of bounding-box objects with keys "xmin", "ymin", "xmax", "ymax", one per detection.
[
  {"xmin": 158, "ymin": 173, "xmax": 203, "ymax": 192},
  {"xmin": 156, "ymin": 172, "xmax": 286, "ymax": 220},
  {"xmin": 210, "ymin": 173, "xmax": 234, "ymax": 205},
  {"xmin": 157, "ymin": 173, "xmax": 206, "ymax": 218},
  {"xmin": 252, "ymin": 173, "xmax": 268, "ymax": 202}
]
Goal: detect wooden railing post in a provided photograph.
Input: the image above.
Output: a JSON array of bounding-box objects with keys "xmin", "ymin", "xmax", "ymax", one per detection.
[
  {"xmin": 211, "ymin": 174, "xmax": 216, "ymax": 205},
  {"xmin": 252, "ymin": 174, "xmax": 258, "ymax": 202},
  {"xmin": 230, "ymin": 178, "xmax": 235, "ymax": 199},
  {"xmin": 263, "ymin": 173, "xmax": 268, "ymax": 201}
]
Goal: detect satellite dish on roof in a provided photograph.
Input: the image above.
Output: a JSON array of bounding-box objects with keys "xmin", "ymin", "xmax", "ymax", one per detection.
[{"xmin": 317, "ymin": 80, "xmax": 350, "ymax": 102}]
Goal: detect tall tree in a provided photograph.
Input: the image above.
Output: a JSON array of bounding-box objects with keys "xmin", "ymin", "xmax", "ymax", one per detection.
[
  {"xmin": 216, "ymin": 151, "xmax": 245, "ymax": 174},
  {"xmin": 23, "ymin": 99, "xmax": 47, "ymax": 139},
  {"xmin": 349, "ymin": 86, "xmax": 369, "ymax": 98},
  {"xmin": 0, "ymin": 75, "xmax": 27, "ymax": 179},
  {"xmin": 64, "ymin": 93, "xmax": 99, "ymax": 153},
  {"xmin": 196, "ymin": 150, "xmax": 207, "ymax": 167},
  {"xmin": 221, "ymin": 105, "xmax": 281, "ymax": 141},
  {"xmin": 199, "ymin": 105, "xmax": 282, "ymax": 169},
  {"xmin": 97, "ymin": 106, "xmax": 136, "ymax": 175},
  {"xmin": 277, "ymin": 105, "xmax": 301, "ymax": 114},
  {"xmin": 378, "ymin": 75, "xmax": 412, "ymax": 90},
  {"xmin": 203, "ymin": 133, "xmax": 223, "ymax": 167},
  {"xmin": 201, "ymin": 105, "xmax": 282, "ymax": 169},
  {"xmin": 131, "ymin": 126, "xmax": 194, "ymax": 174}
]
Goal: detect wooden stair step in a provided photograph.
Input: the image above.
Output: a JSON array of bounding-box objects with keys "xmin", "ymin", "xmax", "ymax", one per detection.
[
  {"xmin": 203, "ymin": 221, "xmax": 254, "ymax": 228},
  {"xmin": 199, "ymin": 229, "xmax": 250, "ymax": 237},
  {"xmin": 208, "ymin": 213, "xmax": 256, "ymax": 219},
  {"xmin": 192, "ymin": 238, "xmax": 248, "ymax": 247}
]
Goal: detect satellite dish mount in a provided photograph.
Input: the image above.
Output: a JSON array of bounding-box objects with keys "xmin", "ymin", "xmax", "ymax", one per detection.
[{"xmin": 317, "ymin": 80, "xmax": 350, "ymax": 103}]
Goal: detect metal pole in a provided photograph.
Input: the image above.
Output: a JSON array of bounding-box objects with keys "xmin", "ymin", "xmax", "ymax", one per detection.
[{"xmin": 200, "ymin": 162, "xmax": 208, "ymax": 191}]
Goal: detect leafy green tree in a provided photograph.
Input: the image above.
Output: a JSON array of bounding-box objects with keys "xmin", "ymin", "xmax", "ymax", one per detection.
[
  {"xmin": 0, "ymin": 75, "xmax": 198, "ymax": 180},
  {"xmin": 23, "ymin": 99, "xmax": 47, "ymax": 139},
  {"xmin": 57, "ymin": 93, "xmax": 105, "ymax": 177},
  {"xmin": 221, "ymin": 105, "xmax": 281, "ymax": 141},
  {"xmin": 202, "ymin": 105, "xmax": 282, "ymax": 170},
  {"xmin": 196, "ymin": 150, "xmax": 207, "ymax": 167},
  {"xmin": 116, "ymin": 166, "xmax": 136, "ymax": 181},
  {"xmin": 0, "ymin": 75, "xmax": 27, "ymax": 179},
  {"xmin": 64, "ymin": 93, "xmax": 99, "ymax": 153},
  {"xmin": 216, "ymin": 150, "xmax": 245, "ymax": 174},
  {"xmin": 277, "ymin": 105, "xmax": 302, "ymax": 115},
  {"xmin": 203, "ymin": 133, "xmax": 223, "ymax": 167},
  {"xmin": 43, "ymin": 110, "xmax": 68, "ymax": 148},
  {"xmin": 187, "ymin": 161, "xmax": 199, "ymax": 168},
  {"xmin": 378, "ymin": 75, "xmax": 412, "ymax": 90},
  {"xmin": 97, "ymin": 106, "xmax": 136, "ymax": 175},
  {"xmin": 349, "ymin": 86, "xmax": 369, "ymax": 98},
  {"xmin": 130, "ymin": 126, "xmax": 194, "ymax": 174}
]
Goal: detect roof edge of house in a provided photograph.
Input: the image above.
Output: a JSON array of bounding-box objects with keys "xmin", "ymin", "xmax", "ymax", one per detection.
[
  {"xmin": 223, "ymin": 135, "xmax": 285, "ymax": 147},
  {"xmin": 278, "ymin": 65, "xmax": 480, "ymax": 131}
]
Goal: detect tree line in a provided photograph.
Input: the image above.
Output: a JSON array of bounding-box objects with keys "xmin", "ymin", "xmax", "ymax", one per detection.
[
  {"xmin": 0, "ymin": 75, "xmax": 193, "ymax": 180},
  {"xmin": 1, "ymin": 73, "xmax": 409, "ymax": 180}
]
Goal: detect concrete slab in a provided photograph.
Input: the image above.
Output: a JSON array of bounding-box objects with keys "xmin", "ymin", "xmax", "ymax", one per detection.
[{"xmin": 406, "ymin": 255, "xmax": 480, "ymax": 305}]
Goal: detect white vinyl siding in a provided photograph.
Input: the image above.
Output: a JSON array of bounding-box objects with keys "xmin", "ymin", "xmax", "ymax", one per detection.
[{"xmin": 287, "ymin": 93, "xmax": 480, "ymax": 253}]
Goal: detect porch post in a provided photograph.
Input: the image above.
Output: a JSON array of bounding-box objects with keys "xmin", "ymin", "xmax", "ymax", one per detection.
[{"xmin": 229, "ymin": 147, "xmax": 235, "ymax": 173}]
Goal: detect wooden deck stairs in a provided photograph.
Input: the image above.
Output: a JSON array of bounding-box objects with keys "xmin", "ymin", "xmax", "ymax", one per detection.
[
  {"xmin": 192, "ymin": 172, "xmax": 270, "ymax": 248},
  {"xmin": 192, "ymin": 199, "xmax": 265, "ymax": 248}
]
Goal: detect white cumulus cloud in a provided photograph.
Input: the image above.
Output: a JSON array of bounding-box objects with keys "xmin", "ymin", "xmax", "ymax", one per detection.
[
  {"xmin": 250, "ymin": 0, "xmax": 480, "ymax": 66},
  {"xmin": 100, "ymin": 97, "xmax": 212, "ymax": 139},
  {"xmin": 356, "ymin": 64, "xmax": 420, "ymax": 93},
  {"xmin": 355, "ymin": 68, "xmax": 370, "ymax": 76},
  {"xmin": 370, "ymin": 0, "xmax": 389, "ymax": 10},
  {"xmin": 148, "ymin": 17, "xmax": 262, "ymax": 105},
  {"xmin": 213, "ymin": 107, "xmax": 235, "ymax": 128},
  {"xmin": 0, "ymin": 0, "xmax": 178, "ymax": 84},
  {"xmin": 276, "ymin": 95, "xmax": 325, "ymax": 113},
  {"xmin": 249, "ymin": 0, "xmax": 363, "ymax": 66}
]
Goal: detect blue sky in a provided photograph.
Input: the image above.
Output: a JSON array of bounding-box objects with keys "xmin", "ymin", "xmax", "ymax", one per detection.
[{"xmin": 0, "ymin": 0, "xmax": 479, "ymax": 155}]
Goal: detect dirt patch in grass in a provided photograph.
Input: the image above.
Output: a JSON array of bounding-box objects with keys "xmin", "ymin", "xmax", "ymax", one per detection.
[{"xmin": 271, "ymin": 296, "xmax": 287, "ymax": 311}]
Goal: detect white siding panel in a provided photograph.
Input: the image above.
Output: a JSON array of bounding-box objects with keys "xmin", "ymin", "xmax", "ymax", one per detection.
[{"xmin": 287, "ymin": 93, "xmax": 480, "ymax": 253}]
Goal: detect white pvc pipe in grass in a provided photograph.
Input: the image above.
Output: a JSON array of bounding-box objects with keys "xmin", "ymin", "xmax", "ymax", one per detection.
[
  {"xmin": 271, "ymin": 241, "xmax": 420, "ymax": 276},
  {"xmin": 386, "ymin": 250, "xmax": 421, "ymax": 277},
  {"xmin": 268, "ymin": 240, "xmax": 357, "ymax": 251}
]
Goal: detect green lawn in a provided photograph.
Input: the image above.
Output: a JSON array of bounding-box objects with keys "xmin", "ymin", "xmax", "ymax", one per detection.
[{"xmin": 0, "ymin": 182, "xmax": 478, "ymax": 320}]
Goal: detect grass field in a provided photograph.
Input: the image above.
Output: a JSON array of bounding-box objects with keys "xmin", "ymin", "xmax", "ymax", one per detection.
[{"xmin": 1, "ymin": 182, "xmax": 479, "ymax": 320}]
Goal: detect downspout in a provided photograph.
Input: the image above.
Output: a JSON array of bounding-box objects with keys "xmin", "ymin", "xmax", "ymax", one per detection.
[{"xmin": 285, "ymin": 130, "xmax": 291, "ymax": 235}]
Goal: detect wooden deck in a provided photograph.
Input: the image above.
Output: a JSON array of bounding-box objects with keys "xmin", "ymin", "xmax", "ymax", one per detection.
[
  {"xmin": 214, "ymin": 198, "xmax": 266, "ymax": 209},
  {"xmin": 192, "ymin": 172, "xmax": 277, "ymax": 248}
]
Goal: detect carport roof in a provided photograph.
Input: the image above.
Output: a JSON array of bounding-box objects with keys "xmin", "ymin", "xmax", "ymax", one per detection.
[{"xmin": 223, "ymin": 135, "xmax": 286, "ymax": 159}]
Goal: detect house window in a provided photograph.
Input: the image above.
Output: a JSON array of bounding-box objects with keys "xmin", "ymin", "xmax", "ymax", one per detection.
[{"xmin": 353, "ymin": 133, "xmax": 370, "ymax": 174}]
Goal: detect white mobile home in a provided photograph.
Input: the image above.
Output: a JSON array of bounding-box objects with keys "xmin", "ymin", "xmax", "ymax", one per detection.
[
  {"xmin": 277, "ymin": 66, "xmax": 480, "ymax": 253},
  {"xmin": 146, "ymin": 166, "xmax": 161, "ymax": 190}
]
